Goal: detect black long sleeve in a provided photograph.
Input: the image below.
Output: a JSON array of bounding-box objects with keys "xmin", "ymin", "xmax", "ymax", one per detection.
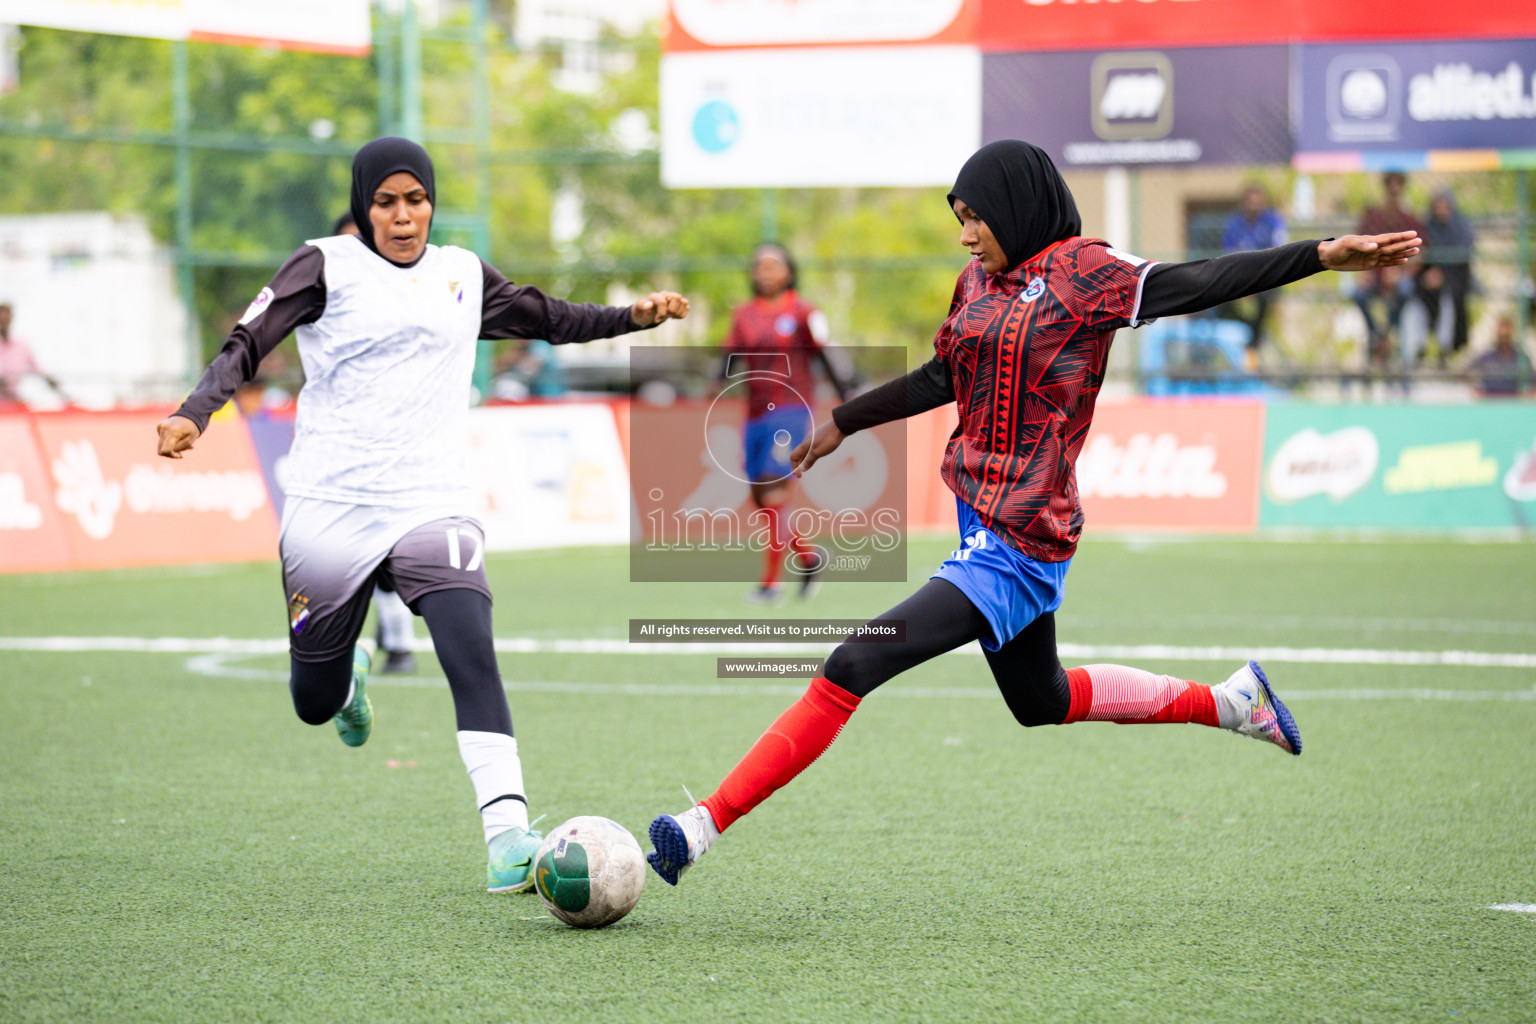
[
  {"xmin": 479, "ymin": 260, "xmax": 643, "ymax": 343},
  {"xmin": 175, "ymin": 245, "xmax": 328, "ymax": 433},
  {"xmin": 1138, "ymin": 239, "xmax": 1325, "ymax": 320},
  {"xmin": 831, "ymin": 353, "xmax": 954, "ymax": 435}
]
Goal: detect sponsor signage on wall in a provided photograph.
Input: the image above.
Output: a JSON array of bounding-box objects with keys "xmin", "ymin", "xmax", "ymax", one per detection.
[
  {"xmin": 1295, "ymin": 38, "xmax": 1536, "ymax": 160},
  {"xmin": 1074, "ymin": 401, "xmax": 1266, "ymax": 532},
  {"xmin": 0, "ymin": 417, "xmax": 73, "ymax": 573},
  {"xmin": 1260, "ymin": 405, "xmax": 1536, "ymax": 529},
  {"xmin": 974, "ymin": 0, "xmax": 1536, "ymax": 54},
  {"xmin": 464, "ymin": 404, "xmax": 633, "ymax": 552},
  {"xmin": 28, "ymin": 410, "xmax": 276, "ymax": 571},
  {"xmin": 983, "ymin": 46, "xmax": 1291, "ymax": 167},
  {"xmin": 0, "ymin": 0, "xmax": 372, "ymax": 55},
  {"xmin": 660, "ymin": 45, "xmax": 980, "ymax": 187}
]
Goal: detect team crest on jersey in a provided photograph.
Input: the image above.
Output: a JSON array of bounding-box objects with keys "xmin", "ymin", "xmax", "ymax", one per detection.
[
  {"xmin": 774, "ymin": 313, "xmax": 797, "ymax": 337},
  {"xmin": 1022, "ymin": 276, "xmax": 1046, "ymax": 302},
  {"xmin": 288, "ymin": 592, "xmax": 310, "ymax": 635},
  {"xmin": 238, "ymin": 287, "xmax": 274, "ymax": 325},
  {"xmin": 448, "ymin": 280, "xmax": 463, "ymax": 304}
]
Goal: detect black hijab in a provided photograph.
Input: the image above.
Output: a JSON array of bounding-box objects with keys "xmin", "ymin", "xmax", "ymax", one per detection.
[
  {"xmin": 349, "ymin": 136, "xmax": 436, "ymax": 260},
  {"xmin": 947, "ymin": 140, "xmax": 1081, "ymax": 272}
]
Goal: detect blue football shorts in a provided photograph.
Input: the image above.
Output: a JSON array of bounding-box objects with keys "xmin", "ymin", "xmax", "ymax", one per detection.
[
  {"xmin": 743, "ymin": 406, "xmax": 812, "ymax": 483},
  {"xmin": 930, "ymin": 496, "xmax": 1071, "ymax": 651}
]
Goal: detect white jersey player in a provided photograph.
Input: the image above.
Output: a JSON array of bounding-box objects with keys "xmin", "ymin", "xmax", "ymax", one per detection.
[{"xmin": 156, "ymin": 137, "xmax": 689, "ymax": 893}]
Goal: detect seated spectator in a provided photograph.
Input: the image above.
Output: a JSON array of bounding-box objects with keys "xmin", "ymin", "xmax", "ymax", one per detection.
[
  {"xmin": 0, "ymin": 302, "xmax": 68, "ymax": 406},
  {"xmin": 1351, "ymin": 172, "xmax": 1425, "ymax": 365},
  {"xmin": 1218, "ymin": 184, "xmax": 1287, "ymax": 367},
  {"xmin": 1467, "ymin": 317, "xmax": 1532, "ymax": 397},
  {"xmin": 1419, "ymin": 190, "xmax": 1475, "ymax": 363}
]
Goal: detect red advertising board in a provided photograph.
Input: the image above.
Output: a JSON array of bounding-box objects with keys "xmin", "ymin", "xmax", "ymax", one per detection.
[
  {"xmin": 1075, "ymin": 400, "xmax": 1266, "ymax": 532},
  {"xmin": 0, "ymin": 416, "xmax": 73, "ymax": 573},
  {"xmin": 28, "ymin": 409, "xmax": 277, "ymax": 571},
  {"xmin": 975, "ymin": 0, "xmax": 1536, "ymax": 54},
  {"xmin": 903, "ymin": 401, "xmax": 1265, "ymax": 535},
  {"xmin": 666, "ymin": 0, "xmax": 1536, "ymax": 54}
]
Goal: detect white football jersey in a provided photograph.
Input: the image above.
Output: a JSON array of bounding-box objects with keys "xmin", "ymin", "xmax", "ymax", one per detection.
[{"xmin": 284, "ymin": 237, "xmax": 485, "ymax": 507}]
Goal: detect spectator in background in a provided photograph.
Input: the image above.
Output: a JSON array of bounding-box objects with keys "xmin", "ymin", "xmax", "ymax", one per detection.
[
  {"xmin": 1467, "ymin": 316, "xmax": 1532, "ymax": 397},
  {"xmin": 1419, "ymin": 190, "xmax": 1475, "ymax": 363},
  {"xmin": 1218, "ymin": 184, "xmax": 1287, "ymax": 367},
  {"xmin": 0, "ymin": 302, "xmax": 68, "ymax": 406},
  {"xmin": 1352, "ymin": 171, "xmax": 1425, "ymax": 364},
  {"xmin": 497, "ymin": 338, "xmax": 566, "ymax": 398}
]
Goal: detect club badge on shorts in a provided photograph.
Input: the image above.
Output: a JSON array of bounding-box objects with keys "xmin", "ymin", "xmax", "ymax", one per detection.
[{"xmin": 288, "ymin": 592, "xmax": 311, "ymax": 635}]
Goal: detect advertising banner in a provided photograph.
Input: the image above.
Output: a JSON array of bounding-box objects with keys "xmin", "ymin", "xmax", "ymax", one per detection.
[
  {"xmin": 0, "ymin": 0, "xmax": 371, "ymax": 55},
  {"xmin": 1075, "ymin": 401, "xmax": 1267, "ymax": 531},
  {"xmin": 665, "ymin": 0, "xmax": 974, "ymax": 51},
  {"xmin": 465, "ymin": 404, "xmax": 632, "ymax": 553},
  {"xmin": 983, "ymin": 46, "xmax": 1291, "ymax": 168},
  {"xmin": 660, "ymin": 45, "xmax": 980, "ymax": 187},
  {"xmin": 975, "ymin": 0, "xmax": 1536, "ymax": 55},
  {"xmin": 0, "ymin": 416, "xmax": 73, "ymax": 573},
  {"xmin": 29, "ymin": 410, "xmax": 276, "ymax": 570},
  {"xmin": 1260, "ymin": 404, "xmax": 1536, "ymax": 529},
  {"xmin": 1294, "ymin": 38, "xmax": 1536, "ymax": 160}
]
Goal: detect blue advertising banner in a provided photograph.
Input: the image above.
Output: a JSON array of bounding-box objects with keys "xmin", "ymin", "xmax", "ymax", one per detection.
[
  {"xmin": 1295, "ymin": 38, "xmax": 1536, "ymax": 156},
  {"xmin": 982, "ymin": 46, "xmax": 1291, "ymax": 168}
]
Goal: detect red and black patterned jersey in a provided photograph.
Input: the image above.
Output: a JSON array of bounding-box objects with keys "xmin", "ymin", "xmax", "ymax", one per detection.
[
  {"xmin": 723, "ymin": 290, "xmax": 830, "ymax": 418},
  {"xmin": 935, "ymin": 236, "xmax": 1154, "ymax": 562}
]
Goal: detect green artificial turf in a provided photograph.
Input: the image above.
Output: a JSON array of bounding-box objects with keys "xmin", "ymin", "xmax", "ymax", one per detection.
[{"xmin": 2, "ymin": 537, "xmax": 1533, "ymax": 1023}]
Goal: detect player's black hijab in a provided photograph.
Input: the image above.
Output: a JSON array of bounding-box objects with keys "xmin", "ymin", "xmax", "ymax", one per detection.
[
  {"xmin": 947, "ymin": 140, "xmax": 1082, "ymax": 272},
  {"xmin": 349, "ymin": 136, "xmax": 436, "ymax": 261}
]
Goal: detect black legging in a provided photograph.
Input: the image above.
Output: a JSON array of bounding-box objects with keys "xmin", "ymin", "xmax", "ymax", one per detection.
[
  {"xmin": 289, "ymin": 588, "xmax": 513, "ymax": 735},
  {"xmin": 822, "ymin": 577, "xmax": 1071, "ymax": 727}
]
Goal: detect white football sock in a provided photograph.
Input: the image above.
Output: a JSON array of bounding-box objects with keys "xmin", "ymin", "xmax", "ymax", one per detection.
[
  {"xmin": 457, "ymin": 730, "xmax": 529, "ymax": 843},
  {"xmin": 373, "ymin": 587, "xmax": 415, "ymax": 652},
  {"xmin": 1212, "ymin": 677, "xmax": 1246, "ymax": 730}
]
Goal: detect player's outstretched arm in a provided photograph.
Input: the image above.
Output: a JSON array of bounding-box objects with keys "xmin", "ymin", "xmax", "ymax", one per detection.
[
  {"xmin": 156, "ymin": 414, "xmax": 202, "ymax": 459},
  {"xmin": 1138, "ymin": 232, "xmax": 1415, "ymax": 322},
  {"xmin": 1318, "ymin": 231, "xmax": 1422, "ymax": 272}
]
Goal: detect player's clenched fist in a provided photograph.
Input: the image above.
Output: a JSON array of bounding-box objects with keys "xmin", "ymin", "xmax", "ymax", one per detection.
[
  {"xmin": 631, "ymin": 291, "xmax": 690, "ymax": 327},
  {"xmin": 156, "ymin": 414, "xmax": 201, "ymax": 459}
]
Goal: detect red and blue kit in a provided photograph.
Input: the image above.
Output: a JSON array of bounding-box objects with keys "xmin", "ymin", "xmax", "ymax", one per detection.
[
  {"xmin": 934, "ymin": 237, "xmax": 1152, "ymax": 563},
  {"xmin": 724, "ymin": 290, "xmax": 828, "ymax": 419}
]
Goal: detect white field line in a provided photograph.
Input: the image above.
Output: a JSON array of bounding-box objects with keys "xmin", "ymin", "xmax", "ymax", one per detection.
[
  {"xmin": 1488, "ymin": 904, "xmax": 1536, "ymax": 913},
  {"xmin": 6, "ymin": 634, "xmax": 1536, "ymax": 669},
  {"xmin": 174, "ymin": 653, "xmax": 1536, "ymax": 702}
]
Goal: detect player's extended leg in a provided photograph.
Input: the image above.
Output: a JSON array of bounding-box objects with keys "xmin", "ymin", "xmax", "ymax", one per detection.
[
  {"xmin": 414, "ymin": 587, "xmax": 544, "ymax": 893},
  {"xmin": 371, "ymin": 584, "xmax": 417, "ymax": 674},
  {"xmin": 981, "ymin": 614, "xmax": 1300, "ymax": 753},
  {"xmin": 288, "ymin": 646, "xmax": 374, "ymax": 746},
  {"xmin": 647, "ymin": 579, "xmax": 988, "ymax": 885}
]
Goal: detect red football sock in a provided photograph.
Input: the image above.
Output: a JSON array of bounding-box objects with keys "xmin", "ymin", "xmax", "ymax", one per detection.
[
  {"xmin": 760, "ymin": 503, "xmax": 787, "ymax": 587},
  {"xmin": 702, "ymin": 677, "xmax": 861, "ymax": 832},
  {"xmin": 1063, "ymin": 664, "xmax": 1218, "ymax": 726}
]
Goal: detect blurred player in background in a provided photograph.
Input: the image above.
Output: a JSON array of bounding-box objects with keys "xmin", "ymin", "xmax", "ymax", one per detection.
[
  {"xmin": 157, "ymin": 137, "xmax": 688, "ymax": 894},
  {"xmin": 724, "ymin": 243, "xmax": 851, "ymax": 603},
  {"xmin": 647, "ymin": 140, "xmax": 1421, "ymax": 887},
  {"xmin": 334, "ymin": 209, "xmax": 418, "ymax": 673}
]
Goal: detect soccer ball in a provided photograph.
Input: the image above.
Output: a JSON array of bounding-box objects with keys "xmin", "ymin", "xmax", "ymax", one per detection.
[{"xmin": 532, "ymin": 816, "xmax": 646, "ymax": 929}]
